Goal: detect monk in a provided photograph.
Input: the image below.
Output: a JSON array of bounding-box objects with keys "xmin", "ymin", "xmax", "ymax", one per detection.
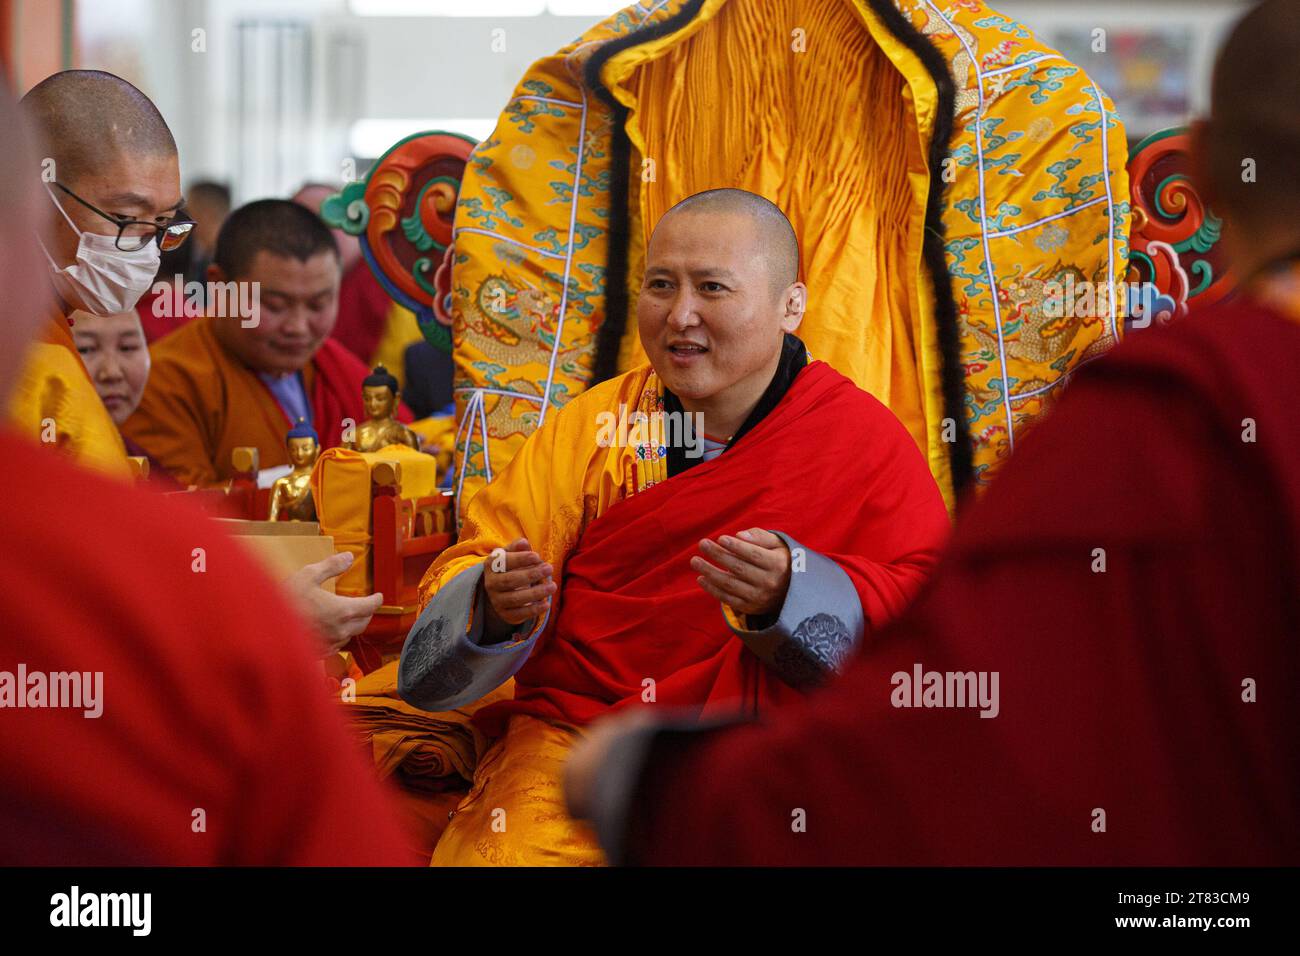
[
  {"xmin": 67, "ymin": 307, "xmax": 180, "ymax": 485},
  {"xmin": 70, "ymin": 309, "xmax": 151, "ymax": 429},
  {"xmin": 185, "ymin": 180, "xmax": 231, "ymax": 278},
  {"xmin": 122, "ymin": 198, "xmax": 411, "ymax": 487},
  {"xmin": 0, "ymin": 81, "xmax": 415, "ymax": 866},
  {"xmin": 397, "ymin": 188, "xmax": 951, "ymax": 865},
  {"xmin": 10, "ymin": 72, "xmax": 389, "ymax": 662},
  {"xmin": 6, "ymin": 70, "xmax": 191, "ymax": 479},
  {"xmin": 565, "ymin": 0, "xmax": 1300, "ymax": 866}
]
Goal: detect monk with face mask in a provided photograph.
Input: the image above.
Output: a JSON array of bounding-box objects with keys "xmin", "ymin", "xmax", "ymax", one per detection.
[
  {"xmin": 6, "ymin": 70, "xmax": 189, "ymax": 477},
  {"xmin": 0, "ymin": 79, "xmax": 415, "ymax": 867}
]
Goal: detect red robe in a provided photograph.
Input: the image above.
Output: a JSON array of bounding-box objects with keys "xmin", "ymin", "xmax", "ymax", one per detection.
[
  {"xmin": 475, "ymin": 359, "xmax": 951, "ymax": 737},
  {"xmin": 623, "ymin": 296, "xmax": 1300, "ymax": 865},
  {"xmin": 0, "ymin": 427, "xmax": 418, "ymax": 864},
  {"xmin": 331, "ymin": 259, "xmax": 396, "ymax": 365}
]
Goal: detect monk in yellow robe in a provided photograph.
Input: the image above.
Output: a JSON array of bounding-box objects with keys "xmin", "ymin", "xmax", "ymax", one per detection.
[
  {"xmin": 7, "ymin": 70, "xmax": 192, "ymax": 478},
  {"xmin": 396, "ymin": 189, "xmax": 951, "ymax": 865},
  {"xmin": 122, "ymin": 199, "xmax": 411, "ymax": 488}
]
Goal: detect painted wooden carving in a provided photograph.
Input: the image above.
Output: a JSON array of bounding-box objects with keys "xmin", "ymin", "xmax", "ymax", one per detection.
[
  {"xmin": 1126, "ymin": 127, "xmax": 1234, "ymax": 329},
  {"xmin": 321, "ymin": 130, "xmax": 477, "ymax": 352}
]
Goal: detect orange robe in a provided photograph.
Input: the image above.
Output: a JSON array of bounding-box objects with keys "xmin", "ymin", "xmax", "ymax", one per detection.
[{"xmin": 122, "ymin": 316, "xmax": 408, "ymax": 487}]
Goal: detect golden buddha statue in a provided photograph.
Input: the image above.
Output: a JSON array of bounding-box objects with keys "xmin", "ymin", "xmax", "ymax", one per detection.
[
  {"xmin": 268, "ymin": 419, "xmax": 319, "ymax": 522},
  {"xmin": 347, "ymin": 364, "xmax": 421, "ymax": 453}
]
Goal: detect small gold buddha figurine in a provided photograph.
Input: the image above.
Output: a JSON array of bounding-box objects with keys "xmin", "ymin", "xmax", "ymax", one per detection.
[
  {"xmin": 268, "ymin": 419, "xmax": 320, "ymax": 522},
  {"xmin": 347, "ymin": 364, "xmax": 421, "ymax": 453}
]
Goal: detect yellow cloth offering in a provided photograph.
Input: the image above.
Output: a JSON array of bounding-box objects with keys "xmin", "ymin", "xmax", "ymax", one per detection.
[{"xmin": 311, "ymin": 443, "xmax": 440, "ymax": 594}]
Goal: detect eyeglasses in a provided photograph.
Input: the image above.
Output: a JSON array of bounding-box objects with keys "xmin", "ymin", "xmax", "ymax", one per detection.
[{"xmin": 53, "ymin": 181, "xmax": 196, "ymax": 252}]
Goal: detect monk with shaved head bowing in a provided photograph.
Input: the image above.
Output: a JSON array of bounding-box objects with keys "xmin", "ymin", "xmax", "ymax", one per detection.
[
  {"xmin": 0, "ymin": 80, "xmax": 414, "ymax": 866},
  {"xmin": 398, "ymin": 187, "xmax": 950, "ymax": 865},
  {"xmin": 6, "ymin": 70, "xmax": 190, "ymax": 475}
]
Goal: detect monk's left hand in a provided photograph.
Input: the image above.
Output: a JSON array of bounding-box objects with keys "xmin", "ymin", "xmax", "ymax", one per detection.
[{"xmin": 692, "ymin": 528, "xmax": 791, "ymax": 620}]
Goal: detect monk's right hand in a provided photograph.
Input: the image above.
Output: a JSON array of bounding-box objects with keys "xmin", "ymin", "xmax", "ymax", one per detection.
[
  {"xmin": 285, "ymin": 551, "xmax": 384, "ymax": 657},
  {"xmin": 482, "ymin": 537, "xmax": 555, "ymax": 635}
]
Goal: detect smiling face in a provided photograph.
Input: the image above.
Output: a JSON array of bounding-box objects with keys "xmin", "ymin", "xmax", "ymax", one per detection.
[
  {"xmin": 210, "ymin": 249, "xmax": 340, "ymax": 375},
  {"xmin": 363, "ymin": 384, "xmax": 396, "ymax": 421},
  {"xmin": 71, "ymin": 309, "xmax": 151, "ymax": 425},
  {"xmin": 287, "ymin": 435, "xmax": 318, "ymax": 468},
  {"xmin": 637, "ymin": 209, "xmax": 805, "ymax": 414}
]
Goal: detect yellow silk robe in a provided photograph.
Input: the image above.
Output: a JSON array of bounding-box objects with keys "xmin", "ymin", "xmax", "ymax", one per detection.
[
  {"xmin": 422, "ymin": 363, "xmax": 666, "ymax": 610},
  {"xmin": 5, "ymin": 315, "xmax": 130, "ymax": 479},
  {"xmin": 418, "ymin": 365, "xmax": 666, "ymax": 866}
]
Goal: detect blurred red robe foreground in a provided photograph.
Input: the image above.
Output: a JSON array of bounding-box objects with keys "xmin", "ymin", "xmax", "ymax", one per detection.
[
  {"xmin": 0, "ymin": 430, "xmax": 416, "ymax": 865},
  {"xmin": 620, "ymin": 292, "xmax": 1300, "ymax": 865}
]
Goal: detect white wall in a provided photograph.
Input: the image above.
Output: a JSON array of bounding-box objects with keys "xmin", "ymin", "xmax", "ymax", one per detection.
[{"xmin": 74, "ymin": 0, "xmax": 1255, "ymax": 201}]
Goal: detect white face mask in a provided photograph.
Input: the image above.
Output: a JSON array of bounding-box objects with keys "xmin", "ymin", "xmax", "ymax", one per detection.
[{"xmin": 40, "ymin": 184, "xmax": 161, "ymax": 316}]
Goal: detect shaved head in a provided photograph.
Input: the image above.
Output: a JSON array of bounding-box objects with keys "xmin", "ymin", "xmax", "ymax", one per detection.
[
  {"xmin": 660, "ymin": 188, "xmax": 800, "ymax": 296},
  {"xmin": 638, "ymin": 188, "xmax": 807, "ymax": 435},
  {"xmin": 20, "ymin": 70, "xmax": 176, "ymax": 187},
  {"xmin": 18, "ymin": 71, "xmax": 182, "ymax": 310},
  {"xmin": 215, "ymin": 199, "xmax": 339, "ymax": 281}
]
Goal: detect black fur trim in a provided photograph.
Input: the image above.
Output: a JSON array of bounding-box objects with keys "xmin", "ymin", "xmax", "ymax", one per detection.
[
  {"xmin": 865, "ymin": 0, "xmax": 973, "ymax": 497},
  {"xmin": 585, "ymin": 0, "xmax": 973, "ymax": 498},
  {"xmin": 584, "ymin": 0, "xmax": 709, "ymax": 386}
]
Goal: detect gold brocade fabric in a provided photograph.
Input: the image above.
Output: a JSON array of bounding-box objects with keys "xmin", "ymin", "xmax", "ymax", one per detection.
[
  {"xmin": 450, "ymin": 0, "xmax": 1130, "ymax": 513},
  {"xmin": 6, "ymin": 340, "xmax": 131, "ymax": 479},
  {"xmin": 429, "ymin": 714, "xmax": 605, "ymax": 867},
  {"xmin": 419, "ymin": 363, "xmax": 666, "ymax": 613},
  {"xmin": 310, "ymin": 444, "xmax": 441, "ymax": 595}
]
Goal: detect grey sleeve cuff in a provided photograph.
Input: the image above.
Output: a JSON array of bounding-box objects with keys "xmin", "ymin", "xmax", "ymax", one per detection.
[
  {"xmin": 396, "ymin": 563, "xmax": 544, "ymax": 712},
  {"xmin": 723, "ymin": 531, "xmax": 864, "ymax": 691},
  {"xmin": 587, "ymin": 715, "xmax": 747, "ymax": 866}
]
